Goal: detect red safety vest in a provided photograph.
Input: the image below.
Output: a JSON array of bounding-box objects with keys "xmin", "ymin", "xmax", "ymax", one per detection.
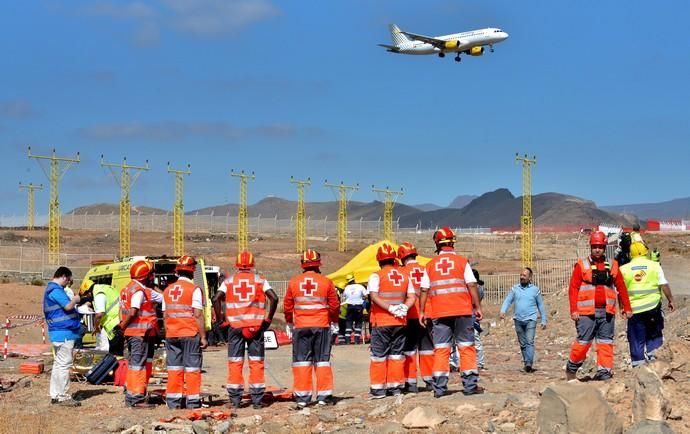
[
  {"xmin": 285, "ymin": 271, "xmax": 336, "ymax": 329},
  {"xmin": 576, "ymin": 257, "xmax": 619, "ymax": 315},
  {"xmin": 402, "ymin": 262, "xmax": 425, "ymax": 320},
  {"xmin": 223, "ymin": 272, "xmax": 266, "ymax": 328},
  {"xmin": 120, "ymin": 280, "xmax": 158, "ymax": 337},
  {"xmin": 370, "ymin": 265, "xmax": 409, "ymax": 327},
  {"xmin": 424, "ymin": 252, "xmax": 472, "ymax": 318},
  {"xmin": 163, "ymin": 277, "xmax": 201, "ymax": 338}
]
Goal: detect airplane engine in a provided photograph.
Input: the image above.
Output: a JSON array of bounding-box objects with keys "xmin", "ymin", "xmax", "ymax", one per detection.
[
  {"xmin": 444, "ymin": 40, "xmax": 460, "ymax": 49},
  {"xmin": 465, "ymin": 46, "xmax": 484, "ymax": 56}
]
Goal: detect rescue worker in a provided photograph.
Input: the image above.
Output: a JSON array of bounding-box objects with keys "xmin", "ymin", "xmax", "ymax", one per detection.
[
  {"xmin": 565, "ymin": 231, "xmax": 633, "ymax": 381},
  {"xmin": 397, "ymin": 241, "xmax": 434, "ymax": 392},
  {"xmin": 284, "ymin": 249, "xmax": 340, "ymax": 407},
  {"xmin": 81, "ymin": 278, "xmax": 124, "ymax": 356},
  {"xmin": 213, "ymin": 251, "xmax": 278, "ymax": 409},
  {"xmin": 614, "ymin": 232, "xmax": 632, "ymax": 267},
  {"xmin": 336, "ymin": 287, "xmax": 347, "ymax": 345},
  {"xmin": 651, "ymin": 248, "xmax": 661, "ymax": 263},
  {"xmin": 367, "ymin": 242, "xmax": 416, "ymax": 399},
  {"xmin": 119, "ymin": 260, "xmax": 163, "ymax": 408},
  {"xmin": 620, "ymin": 242, "xmax": 675, "ymax": 366},
  {"xmin": 342, "ymin": 273, "xmax": 368, "ymax": 344},
  {"xmin": 419, "ymin": 227, "xmax": 483, "ymax": 397},
  {"xmin": 162, "ymin": 256, "xmax": 208, "ymax": 409},
  {"xmin": 631, "ymin": 223, "xmax": 645, "ymax": 245}
]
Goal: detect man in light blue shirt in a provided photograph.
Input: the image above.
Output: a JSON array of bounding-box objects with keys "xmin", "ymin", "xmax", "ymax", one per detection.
[{"xmin": 499, "ymin": 267, "xmax": 547, "ymax": 372}]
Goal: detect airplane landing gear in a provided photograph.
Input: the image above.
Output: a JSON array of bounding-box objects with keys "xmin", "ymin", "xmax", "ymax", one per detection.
[
  {"xmin": 454, "ymin": 55, "xmax": 461, "ymax": 62},
  {"xmin": 490, "ymin": 45, "xmax": 495, "ymax": 53},
  {"xmin": 438, "ymin": 52, "xmax": 445, "ymax": 58}
]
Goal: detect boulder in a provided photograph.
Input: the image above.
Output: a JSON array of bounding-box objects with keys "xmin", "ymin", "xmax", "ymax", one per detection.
[
  {"xmin": 625, "ymin": 420, "xmax": 675, "ymax": 434},
  {"xmin": 632, "ymin": 365, "xmax": 671, "ymax": 422},
  {"xmin": 537, "ymin": 383, "xmax": 623, "ymax": 434},
  {"xmin": 401, "ymin": 406, "xmax": 447, "ymax": 429}
]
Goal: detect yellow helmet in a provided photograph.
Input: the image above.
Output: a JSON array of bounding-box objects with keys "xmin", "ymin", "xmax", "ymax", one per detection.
[
  {"xmin": 79, "ymin": 278, "xmax": 95, "ymax": 294},
  {"xmin": 630, "ymin": 242, "xmax": 649, "ymax": 258}
]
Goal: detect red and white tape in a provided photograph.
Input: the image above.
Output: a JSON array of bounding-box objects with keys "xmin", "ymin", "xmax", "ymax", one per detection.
[{"xmin": 3, "ymin": 319, "xmax": 9, "ymax": 361}]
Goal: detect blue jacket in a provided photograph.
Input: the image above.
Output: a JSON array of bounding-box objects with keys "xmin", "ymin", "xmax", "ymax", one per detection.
[
  {"xmin": 500, "ymin": 283, "xmax": 547, "ymax": 325},
  {"xmin": 43, "ymin": 282, "xmax": 81, "ymax": 342}
]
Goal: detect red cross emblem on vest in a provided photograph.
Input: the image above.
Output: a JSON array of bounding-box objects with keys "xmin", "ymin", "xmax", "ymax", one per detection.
[
  {"xmin": 232, "ymin": 279, "xmax": 255, "ymax": 302},
  {"xmin": 300, "ymin": 277, "xmax": 318, "ymax": 296},
  {"xmin": 409, "ymin": 267, "xmax": 424, "ymax": 286},
  {"xmin": 168, "ymin": 285, "xmax": 184, "ymax": 302},
  {"xmin": 388, "ymin": 269, "xmax": 404, "ymax": 286},
  {"xmin": 435, "ymin": 257, "xmax": 454, "ymax": 276}
]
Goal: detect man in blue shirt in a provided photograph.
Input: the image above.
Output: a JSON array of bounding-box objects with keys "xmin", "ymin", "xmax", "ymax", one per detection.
[
  {"xmin": 499, "ymin": 267, "xmax": 547, "ymax": 372},
  {"xmin": 43, "ymin": 266, "xmax": 82, "ymax": 406}
]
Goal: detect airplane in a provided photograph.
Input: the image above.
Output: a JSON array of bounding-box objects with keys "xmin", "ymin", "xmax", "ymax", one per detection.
[{"xmin": 378, "ymin": 23, "xmax": 509, "ymax": 62}]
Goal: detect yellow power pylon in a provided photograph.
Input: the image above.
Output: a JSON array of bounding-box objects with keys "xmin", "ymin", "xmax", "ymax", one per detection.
[
  {"xmin": 290, "ymin": 177, "xmax": 311, "ymax": 253},
  {"xmin": 372, "ymin": 186, "xmax": 404, "ymax": 242},
  {"xmin": 18, "ymin": 182, "xmax": 43, "ymax": 231},
  {"xmin": 324, "ymin": 180, "xmax": 359, "ymax": 252},
  {"xmin": 28, "ymin": 147, "xmax": 80, "ymax": 264},
  {"xmin": 231, "ymin": 170, "xmax": 255, "ymax": 252},
  {"xmin": 101, "ymin": 156, "xmax": 150, "ymax": 259},
  {"xmin": 167, "ymin": 162, "xmax": 191, "ymax": 256},
  {"xmin": 516, "ymin": 153, "xmax": 537, "ymax": 267}
]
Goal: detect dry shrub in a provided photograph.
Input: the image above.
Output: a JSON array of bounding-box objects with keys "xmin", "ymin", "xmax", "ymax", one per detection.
[{"xmin": 0, "ymin": 404, "xmax": 49, "ymax": 434}]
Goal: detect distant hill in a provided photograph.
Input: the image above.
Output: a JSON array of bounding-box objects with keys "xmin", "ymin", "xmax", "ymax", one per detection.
[
  {"xmin": 412, "ymin": 203, "xmax": 444, "ymax": 212},
  {"xmin": 67, "ymin": 190, "xmax": 633, "ymax": 229},
  {"xmin": 602, "ymin": 197, "xmax": 690, "ymax": 220},
  {"xmin": 67, "ymin": 203, "xmax": 168, "ymax": 215},
  {"xmin": 448, "ymin": 195, "xmax": 478, "ymax": 209}
]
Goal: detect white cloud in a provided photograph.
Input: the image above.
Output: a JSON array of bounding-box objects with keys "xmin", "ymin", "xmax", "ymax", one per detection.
[
  {"xmin": 83, "ymin": 1, "xmax": 158, "ymax": 20},
  {"xmin": 162, "ymin": 0, "xmax": 279, "ymax": 36}
]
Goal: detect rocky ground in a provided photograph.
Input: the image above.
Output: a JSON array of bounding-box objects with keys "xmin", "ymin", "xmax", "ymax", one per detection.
[{"xmin": 0, "ymin": 231, "xmax": 688, "ymax": 433}]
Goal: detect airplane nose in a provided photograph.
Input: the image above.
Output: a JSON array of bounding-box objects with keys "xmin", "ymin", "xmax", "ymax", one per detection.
[{"xmin": 503, "ymin": 32, "xmax": 509, "ymax": 40}]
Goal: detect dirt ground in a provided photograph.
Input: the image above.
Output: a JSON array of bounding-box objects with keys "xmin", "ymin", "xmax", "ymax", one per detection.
[{"xmin": 0, "ymin": 230, "xmax": 689, "ymax": 433}]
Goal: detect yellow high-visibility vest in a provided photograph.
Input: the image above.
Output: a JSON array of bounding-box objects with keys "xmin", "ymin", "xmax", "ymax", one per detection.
[{"xmin": 620, "ymin": 257, "xmax": 662, "ymax": 314}]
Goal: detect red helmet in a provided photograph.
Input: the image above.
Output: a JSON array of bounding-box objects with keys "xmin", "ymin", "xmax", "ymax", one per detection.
[
  {"xmin": 176, "ymin": 255, "xmax": 197, "ymax": 273},
  {"xmin": 130, "ymin": 260, "xmax": 153, "ymax": 280},
  {"xmin": 590, "ymin": 231, "xmax": 608, "ymax": 246},
  {"xmin": 236, "ymin": 251, "xmax": 255, "ymax": 269},
  {"xmin": 397, "ymin": 242, "xmax": 417, "ymax": 261},
  {"xmin": 433, "ymin": 227, "xmax": 456, "ymax": 246},
  {"xmin": 376, "ymin": 242, "xmax": 397, "ymax": 262},
  {"xmin": 301, "ymin": 249, "xmax": 322, "ymax": 269}
]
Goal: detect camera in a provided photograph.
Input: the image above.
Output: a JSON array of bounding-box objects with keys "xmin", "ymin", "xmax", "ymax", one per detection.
[{"xmin": 591, "ymin": 269, "xmax": 612, "ymax": 286}]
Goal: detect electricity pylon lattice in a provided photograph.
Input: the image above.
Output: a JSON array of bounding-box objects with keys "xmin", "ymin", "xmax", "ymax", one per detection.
[
  {"xmin": 372, "ymin": 186, "xmax": 404, "ymax": 242},
  {"xmin": 324, "ymin": 180, "xmax": 359, "ymax": 252},
  {"xmin": 28, "ymin": 147, "xmax": 80, "ymax": 264},
  {"xmin": 19, "ymin": 182, "xmax": 44, "ymax": 231},
  {"xmin": 168, "ymin": 163, "xmax": 191, "ymax": 256},
  {"xmin": 516, "ymin": 153, "xmax": 537, "ymax": 267},
  {"xmin": 231, "ymin": 170, "xmax": 255, "ymax": 252},
  {"xmin": 101, "ymin": 156, "xmax": 149, "ymax": 259},
  {"xmin": 290, "ymin": 177, "xmax": 311, "ymax": 253}
]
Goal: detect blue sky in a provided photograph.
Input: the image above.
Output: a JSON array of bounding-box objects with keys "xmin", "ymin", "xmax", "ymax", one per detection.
[{"xmin": 2, "ymin": 0, "xmax": 689, "ymax": 216}]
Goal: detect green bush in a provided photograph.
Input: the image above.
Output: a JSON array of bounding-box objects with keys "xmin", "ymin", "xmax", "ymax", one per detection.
[{"xmin": 30, "ymin": 278, "xmax": 44, "ymax": 286}]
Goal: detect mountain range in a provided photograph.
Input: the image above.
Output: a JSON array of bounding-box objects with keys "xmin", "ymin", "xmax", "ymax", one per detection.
[
  {"xmin": 66, "ymin": 188, "xmax": 651, "ymax": 229},
  {"xmin": 602, "ymin": 197, "xmax": 690, "ymax": 220}
]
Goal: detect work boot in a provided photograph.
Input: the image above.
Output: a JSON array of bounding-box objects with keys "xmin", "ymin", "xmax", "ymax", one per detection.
[
  {"xmin": 462, "ymin": 386, "xmax": 485, "ymax": 396},
  {"xmin": 524, "ymin": 364, "xmax": 533, "ymax": 373},
  {"xmin": 592, "ymin": 370, "xmax": 613, "ymax": 381},
  {"xmin": 51, "ymin": 398, "xmax": 82, "ymax": 407},
  {"xmin": 129, "ymin": 402, "xmax": 155, "ymax": 409},
  {"xmin": 565, "ymin": 369, "xmax": 577, "ymax": 381}
]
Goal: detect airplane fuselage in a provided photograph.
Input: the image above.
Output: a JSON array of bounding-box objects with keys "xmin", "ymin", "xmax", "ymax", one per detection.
[{"xmin": 396, "ymin": 27, "xmax": 508, "ymax": 55}]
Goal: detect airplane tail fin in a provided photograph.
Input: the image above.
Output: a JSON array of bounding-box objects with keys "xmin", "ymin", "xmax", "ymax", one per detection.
[{"xmin": 389, "ymin": 24, "xmax": 411, "ymax": 46}]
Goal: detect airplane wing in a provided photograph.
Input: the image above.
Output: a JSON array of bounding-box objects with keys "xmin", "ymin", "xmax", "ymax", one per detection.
[
  {"xmin": 377, "ymin": 44, "xmax": 400, "ymax": 52},
  {"xmin": 400, "ymin": 31, "xmax": 447, "ymax": 47}
]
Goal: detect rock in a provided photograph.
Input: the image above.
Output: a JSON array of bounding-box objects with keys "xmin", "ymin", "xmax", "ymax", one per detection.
[
  {"xmin": 368, "ymin": 404, "xmax": 390, "ymax": 417},
  {"xmin": 311, "ymin": 422, "xmax": 327, "ymax": 433},
  {"xmin": 106, "ymin": 418, "xmax": 129, "ymax": 432},
  {"xmin": 192, "ymin": 420, "xmax": 210, "ymax": 434},
  {"xmin": 152, "ymin": 422, "xmax": 192, "ymax": 433},
  {"xmin": 121, "ymin": 426, "xmax": 145, "ymax": 434},
  {"xmin": 496, "ymin": 410, "xmax": 513, "ymax": 423},
  {"xmin": 632, "ymin": 365, "xmax": 671, "ymax": 422},
  {"xmin": 379, "ymin": 421, "xmax": 405, "ymax": 434},
  {"xmin": 299, "ymin": 407, "xmax": 312, "ymax": 416},
  {"xmin": 317, "ymin": 411, "xmax": 337, "ymax": 423},
  {"xmin": 537, "ymin": 383, "xmax": 623, "ymax": 434},
  {"xmin": 498, "ymin": 422, "xmax": 516, "ymax": 432},
  {"xmin": 259, "ymin": 422, "xmax": 286, "ymax": 434},
  {"xmin": 625, "ymin": 420, "xmax": 676, "ymax": 434},
  {"xmin": 287, "ymin": 414, "xmax": 308, "ymax": 428},
  {"xmin": 455, "ymin": 403, "xmax": 479, "ymax": 415},
  {"xmin": 215, "ymin": 421, "xmax": 232, "ymax": 434},
  {"xmin": 233, "ymin": 415, "xmax": 262, "ymax": 427},
  {"xmin": 401, "ymin": 406, "xmax": 447, "ymax": 429}
]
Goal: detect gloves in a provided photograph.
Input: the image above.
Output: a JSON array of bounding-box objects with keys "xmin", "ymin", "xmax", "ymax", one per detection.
[
  {"xmin": 330, "ymin": 322, "xmax": 340, "ymax": 334},
  {"xmin": 388, "ymin": 304, "xmax": 408, "ymax": 318},
  {"xmin": 260, "ymin": 318, "xmax": 272, "ymax": 331},
  {"xmin": 285, "ymin": 324, "xmax": 294, "ymax": 340}
]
